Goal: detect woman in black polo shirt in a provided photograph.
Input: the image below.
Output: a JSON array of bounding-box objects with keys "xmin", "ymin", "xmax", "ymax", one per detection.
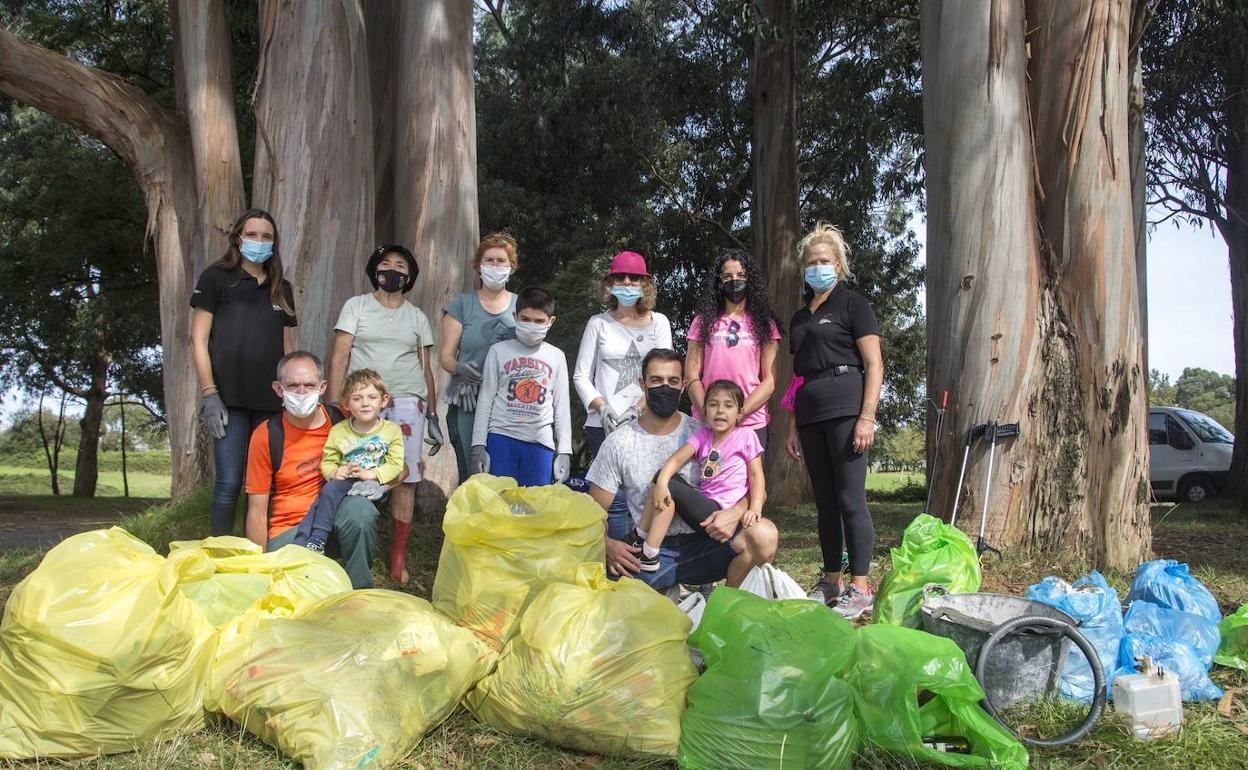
[
  {"xmin": 190, "ymin": 208, "xmax": 296, "ymax": 535},
  {"xmin": 785, "ymin": 222, "xmax": 883, "ymax": 619}
]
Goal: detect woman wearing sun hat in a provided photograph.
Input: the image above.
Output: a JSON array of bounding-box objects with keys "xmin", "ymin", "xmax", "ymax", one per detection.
[{"xmin": 574, "ymin": 250, "xmax": 672, "ymax": 538}]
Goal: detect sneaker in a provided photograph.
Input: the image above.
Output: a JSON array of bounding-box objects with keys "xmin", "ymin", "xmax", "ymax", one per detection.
[
  {"xmin": 833, "ymin": 585, "xmax": 874, "ymax": 620},
  {"xmin": 305, "ymin": 540, "xmax": 325, "ymax": 553},
  {"xmin": 807, "ymin": 577, "xmax": 843, "ymax": 606},
  {"xmin": 639, "ymin": 551, "xmax": 661, "ymax": 572}
]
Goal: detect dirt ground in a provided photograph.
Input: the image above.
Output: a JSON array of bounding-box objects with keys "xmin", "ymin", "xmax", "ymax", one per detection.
[{"xmin": 0, "ymin": 496, "xmax": 160, "ymax": 552}]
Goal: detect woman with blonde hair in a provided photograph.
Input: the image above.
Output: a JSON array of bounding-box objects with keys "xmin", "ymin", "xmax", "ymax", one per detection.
[
  {"xmin": 440, "ymin": 232, "xmax": 519, "ymax": 483},
  {"xmin": 785, "ymin": 222, "xmax": 884, "ymax": 619},
  {"xmin": 574, "ymin": 251, "xmax": 672, "ymax": 538}
]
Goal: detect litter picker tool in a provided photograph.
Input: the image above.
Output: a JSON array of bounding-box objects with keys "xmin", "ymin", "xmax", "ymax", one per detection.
[
  {"xmin": 973, "ymin": 420, "xmax": 1020, "ymax": 560},
  {"xmin": 923, "ymin": 390, "xmax": 950, "ymax": 517},
  {"xmin": 948, "ymin": 421, "xmax": 987, "ymax": 528}
]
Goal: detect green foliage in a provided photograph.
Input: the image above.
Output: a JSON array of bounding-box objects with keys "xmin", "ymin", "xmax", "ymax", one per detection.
[
  {"xmin": 475, "ymin": 0, "xmax": 925, "ymax": 425},
  {"xmin": 1148, "ymin": 368, "xmax": 1178, "ymax": 406},
  {"xmin": 1174, "ymin": 367, "xmax": 1236, "ymax": 430}
]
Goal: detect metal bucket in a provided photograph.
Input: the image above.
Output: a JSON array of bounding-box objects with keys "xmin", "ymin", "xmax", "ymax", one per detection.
[{"xmin": 920, "ymin": 588, "xmax": 1076, "ymax": 710}]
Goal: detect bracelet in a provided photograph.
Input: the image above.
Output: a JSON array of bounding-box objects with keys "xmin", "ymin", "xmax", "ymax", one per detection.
[{"xmin": 857, "ymin": 416, "xmax": 876, "ymax": 425}]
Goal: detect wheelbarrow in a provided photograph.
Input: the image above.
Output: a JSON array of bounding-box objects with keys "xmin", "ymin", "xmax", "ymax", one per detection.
[{"xmin": 920, "ymin": 585, "xmax": 1106, "ymax": 747}]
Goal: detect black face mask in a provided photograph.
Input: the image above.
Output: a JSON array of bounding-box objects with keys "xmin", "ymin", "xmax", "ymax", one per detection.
[
  {"xmin": 722, "ymin": 279, "xmax": 748, "ymax": 303},
  {"xmin": 375, "ymin": 269, "xmax": 409, "ymax": 293},
  {"xmin": 645, "ymin": 384, "xmax": 682, "ymax": 418}
]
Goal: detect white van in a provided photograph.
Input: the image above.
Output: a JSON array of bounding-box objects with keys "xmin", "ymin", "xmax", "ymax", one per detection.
[{"xmin": 1148, "ymin": 406, "xmax": 1235, "ymax": 502}]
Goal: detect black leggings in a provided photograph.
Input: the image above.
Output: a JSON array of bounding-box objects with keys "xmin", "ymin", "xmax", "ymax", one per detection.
[
  {"xmin": 652, "ymin": 473, "xmax": 720, "ymax": 530},
  {"xmin": 798, "ymin": 415, "xmax": 873, "ymax": 575}
]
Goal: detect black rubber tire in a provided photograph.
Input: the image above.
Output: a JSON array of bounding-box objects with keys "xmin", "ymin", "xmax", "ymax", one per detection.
[
  {"xmin": 975, "ymin": 615, "xmax": 1106, "ymax": 747},
  {"xmin": 1177, "ymin": 474, "xmax": 1217, "ymax": 503}
]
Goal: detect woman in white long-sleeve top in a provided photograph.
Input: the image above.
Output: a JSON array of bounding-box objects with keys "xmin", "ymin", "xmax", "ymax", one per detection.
[{"xmin": 573, "ymin": 250, "xmax": 672, "ymax": 539}]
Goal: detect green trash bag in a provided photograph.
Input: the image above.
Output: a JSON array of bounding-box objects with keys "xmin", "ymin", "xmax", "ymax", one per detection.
[
  {"xmin": 875, "ymin": 513, "xmax": 981, "ymax": 627},
  {"xmin": 851, "ymin": 625, "xmax": 1028, "ymax": 769},
  {"xmin": 678, "ymin": 587, "xmax": 860, "ymax": 770},
  {"xmin": 1215, "ymin": 603, "xmax": 1248, "ymax": 671}
]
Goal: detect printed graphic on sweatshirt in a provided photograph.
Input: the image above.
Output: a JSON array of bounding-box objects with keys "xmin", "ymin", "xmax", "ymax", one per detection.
[
  {"xmin": 339, "ymin": 435, "xmax": 390, "ymax": 470},
  {"xmin": 502, "ymin": 355, "xmax": 555, "ymax": 415},
  {"xmin": 602, "ymin": 340, "xmax": 644, "ymax": 394}
]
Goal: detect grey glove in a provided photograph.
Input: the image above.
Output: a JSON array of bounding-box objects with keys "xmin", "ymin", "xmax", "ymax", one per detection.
[
  {"xmin": 553, "ymin": 453, "xmax": 571, "ymax": 484},
  {"xmin": 347, "ymin": 479, "xmax": 386, "ymax": 501},
  {"xmin": 200, "ymin": 392, "xmax": 228, "ymax": 440},
  {"xmin": 470, "ymin": 445, "xmax": 490, "ymax": 475},
  {"xmin": 456, "ymin": 360, "xmax": 483, "ymax": 385},
  {"xmin": 600, "ymin": 403, "xmax": 637, "ymax": 435},
  {"xmin": 425, "ymin": 413, "xmax": 445, "ymax": 456},
  {"xmin": 463, "ymin": 386, "xmax": 477, "ymax": 411}
]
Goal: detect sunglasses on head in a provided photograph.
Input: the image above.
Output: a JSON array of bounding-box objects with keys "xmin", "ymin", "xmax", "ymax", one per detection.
[{"xmin": 726, "ymin": 320, "xmax": 740, "ymax": 348}]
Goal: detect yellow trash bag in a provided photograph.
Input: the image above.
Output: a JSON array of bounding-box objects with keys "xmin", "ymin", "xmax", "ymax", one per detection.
[
  {"xmin": 0, "ymin": 527, "xmax": 216, "ymax": 759},
  {"xmin": 167, "ymin": 536, "xmax": 353, "ymax": 626},
  {"xmin": 207, "ymin": 589, "xmax": 496, "ymax": 770},
  {"xmin": 467, "ymin": 563, "xmax": 697, "ymax": 758},
  {"xmin": 433, "ymin": 475, "xmax": 605, "ymax": 649}
]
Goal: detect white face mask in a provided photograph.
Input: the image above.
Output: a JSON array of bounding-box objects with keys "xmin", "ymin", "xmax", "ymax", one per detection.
[
  {"xmin": 480, "ymin": 265, "xmax": 511, "ymax": 290},
  {"xmin": 514, "ymin": 320, "xmax": 549, "ymax": 346},
  {"xmin": 283, "ymin": 388, "xmax": 321, "ymax": 417}
]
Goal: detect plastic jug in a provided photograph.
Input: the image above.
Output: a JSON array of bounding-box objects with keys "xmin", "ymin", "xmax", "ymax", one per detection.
[{"xmin": 1112, "ymin": 656, "xmax": 1183, "ymax": 738}]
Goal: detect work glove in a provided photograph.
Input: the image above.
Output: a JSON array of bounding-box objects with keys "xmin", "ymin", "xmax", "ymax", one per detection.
[
  {"xmin": 347, "ymin": 479, "xmax": 386, "ymax": 501},
  {"xmin": 456, "ymin": 360, "xmax": 484, "ymax": 385},
  {"xmin": 552, "ymin": 453, "xmax": 571, "ymax": 484},
  {"xmin": 425, "ymin": 413, "xmax": 445, "ymax": 456},
  {"xmin": 470, "ymin": 445, "xmax": 490, "ymax": 475},
  {"xmin": 200, "ymin": 392, "xmax": 228, "ymax": 440},
  {"xmin": 598, "ymin": 404, "xmax": 622, "ymax": 434}
]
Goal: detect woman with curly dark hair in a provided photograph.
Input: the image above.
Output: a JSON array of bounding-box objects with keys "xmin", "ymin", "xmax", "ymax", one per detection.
[{"xmin": 685, "ymin": 249, "xmax": 782, "ymax": 448}]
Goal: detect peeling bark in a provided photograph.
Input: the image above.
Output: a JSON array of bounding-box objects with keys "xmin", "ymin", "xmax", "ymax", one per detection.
[
  {"xmin": 923, "ymin": 0, "xmax": 1149, "ymax": 568},
  {"xmin": 252, "ymin": 0, "xmax": 374, "ymax": 359},
  {"xmin": 752, "ymin": 0, "xmax": 806, "ymax": 504}
]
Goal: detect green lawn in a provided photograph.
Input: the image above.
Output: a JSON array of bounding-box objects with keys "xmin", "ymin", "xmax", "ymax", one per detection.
[
  {"xmin": 1, "ymin": 491, "xmax": 1246, "ymax": 769},
  {"xmin": 0, "ymin": 465, "xmax": 170, "ymax": 498}
]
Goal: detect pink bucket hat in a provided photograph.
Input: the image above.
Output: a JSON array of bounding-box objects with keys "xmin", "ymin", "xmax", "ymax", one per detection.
[{"xmin": 607, "ymin": 250, "xmax": 651, "ymax": 277}]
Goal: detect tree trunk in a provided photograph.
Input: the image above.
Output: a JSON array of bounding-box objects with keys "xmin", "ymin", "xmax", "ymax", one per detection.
[
  {"xmin": 1215, "ymin": 12, "xmax": 1248, "ymax": 507},
  {"xmin": 923, "ymin": 0, "xmax": 1150, "ymax": 569},
  {"xmin": 0, "ymin": 27, "xmax": 205, "ymax": 500},
  {"xmin": 364, "ymin": 0, "xmax": 401, "ymax": 243},
  {"xmin": 72, "ymin": 349, "xmax": 111, "ymax": 497},
  {"xmin": 252, "ymin": 0, "xmax": 374, "ymax": 359},
  {"xmin": 751, "ymin": 0, "xmax": 806, "ymax": 505},
  {"xmin": 383, "ymin": 0, "xmax": 479, "ymax": 502},
  {"xmin": 1128, "ymin": 0, "xmax": 1150, "ymax": 376}
]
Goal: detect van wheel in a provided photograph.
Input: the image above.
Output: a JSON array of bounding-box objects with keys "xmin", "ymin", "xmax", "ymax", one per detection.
[{"xmin": 1178, "ymin": 475, "xmax": 1217, "ymax": 503}]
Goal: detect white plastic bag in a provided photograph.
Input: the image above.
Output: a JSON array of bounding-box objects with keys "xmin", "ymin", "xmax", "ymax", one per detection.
[
  {"xmin": 739, "ymin": 564, "xmax": 811, "ymax": 601},
  {"xmin": 678, "ymin": 591, "xmax": 707, "ymax": 632}
]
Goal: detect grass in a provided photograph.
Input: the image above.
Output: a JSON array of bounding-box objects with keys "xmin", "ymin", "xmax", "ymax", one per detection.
[
  {"xmin": 0, "ymin": 465, "xmax": 170, "ymax": 498},
  {"xmin": 2, "ymin": 490, "xmax": 1248, "ymax": 769}
]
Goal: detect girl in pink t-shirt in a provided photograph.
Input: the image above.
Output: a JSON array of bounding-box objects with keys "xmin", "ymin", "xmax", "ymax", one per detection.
[{"xmin": 636, "ymin": 380, "xmax": 767, "ymax": 571}]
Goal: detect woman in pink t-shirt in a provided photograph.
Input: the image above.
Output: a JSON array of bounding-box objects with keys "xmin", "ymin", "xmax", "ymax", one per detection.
[
  {"xmin": 639, "ymin": 380, "xmax": 766, "ymax": 573},
  {"xmin": 686, "ymin": 249, "xmax": 783, "ymax": 448}
]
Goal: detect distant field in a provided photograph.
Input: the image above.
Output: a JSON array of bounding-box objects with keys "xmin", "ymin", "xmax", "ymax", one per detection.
[
  {"xmin": 0, "ymin": 465, "xmax": 170, "ymax": 498},
  {"xmin": 865, "ymin": 470, "xmax": 923, "ymax": 492}
]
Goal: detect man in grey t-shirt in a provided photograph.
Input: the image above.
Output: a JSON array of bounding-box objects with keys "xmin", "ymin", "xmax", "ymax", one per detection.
[{"xmin": 585, "ymin": 349, "xmax": 779, "ymax": 591}]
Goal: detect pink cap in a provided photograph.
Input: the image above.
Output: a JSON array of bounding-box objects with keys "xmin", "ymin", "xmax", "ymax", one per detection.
[{"xmin": 607, "ymin": 250, "xmax": 651, "ymax": 277}]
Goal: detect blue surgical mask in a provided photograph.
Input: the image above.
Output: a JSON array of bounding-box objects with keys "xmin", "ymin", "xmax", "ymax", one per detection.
[
  {"xmin": 804, "ymin": 264, "xmax": 838, "ymax": 292},
  {"xmin": 240, "ymin": 239, "xmax": 273, "ymax": 264},
  {"xmin": 610, "ymin": 286, "xmax": 643, "ymax": 307}
]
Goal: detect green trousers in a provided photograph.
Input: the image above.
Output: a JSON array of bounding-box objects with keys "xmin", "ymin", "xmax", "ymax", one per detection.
[{"xmin": 266, "ymin": 495, "xmax": 378, "ymax": 589}]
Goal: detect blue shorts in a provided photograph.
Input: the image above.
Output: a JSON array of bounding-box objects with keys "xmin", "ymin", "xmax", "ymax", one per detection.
[
  {"xmin": 633, "ymin": 531, "xmax": 739, "ymax": 591},
  {"xmin": 486, "ymin": 432, "xmax": 554, "ymax": 487}
]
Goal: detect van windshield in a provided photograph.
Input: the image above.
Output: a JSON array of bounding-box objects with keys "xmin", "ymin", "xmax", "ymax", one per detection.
[{"xmin": 1175, "ymin": 409, "xmax": 1234, "ymax": 444}]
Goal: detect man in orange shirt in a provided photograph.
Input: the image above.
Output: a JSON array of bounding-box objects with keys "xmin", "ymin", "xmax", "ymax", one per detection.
[{"xmin": 244, "ymin": 351, "xmax": 381, "ymax": 588}]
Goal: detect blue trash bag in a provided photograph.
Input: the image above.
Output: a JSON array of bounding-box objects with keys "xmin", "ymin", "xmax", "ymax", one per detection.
[
  {"xmin": 1025, "ymin": 571, "xmax": 1123, "ymax": 703},
  {"xmin": 1114, "ymin": 600, "xmax": 1223, "ymax": 702},
  {"xmin": 1126, "ymin": 560, "xmax": 1221, "ymax": 624}
]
